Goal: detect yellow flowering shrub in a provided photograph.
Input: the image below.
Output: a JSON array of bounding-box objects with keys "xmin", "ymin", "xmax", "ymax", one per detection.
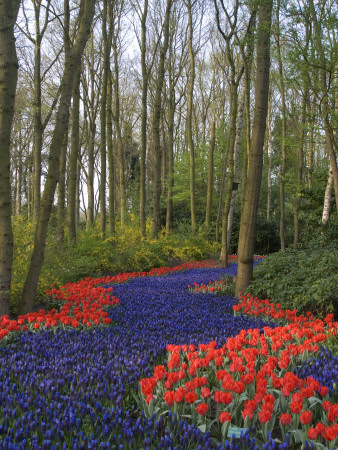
[{"xmin": 9, "ymin": 215, "xmax": 221, "ymax": 312}]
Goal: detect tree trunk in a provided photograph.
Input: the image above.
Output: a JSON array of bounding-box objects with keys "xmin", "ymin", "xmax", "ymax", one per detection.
[
  {"xmin": 165, "ymin": 75, "xmax": 175, "ymax": 237},
  {"xmin": 139, "ymin": 0, "xmax": 148, "ymax": 238},
  {"xmin": 307, "ymin": 101, "xmax": 315, "ymax": 193},
  {"xmin": 220, "ymin": 80, "xmax": 239, "ymax": 265},
  {"xmin": 19, "ymin": 0, "xmax": 95, "ymax": 314},
  {"xmin": 0, "ymin": 0, "xmax": 20, "ymax": 315},
  {"xmin": 186, "ymin": 0, "xmax": 196, "ymax": 235},
  {"xmin": 151, "ymin": 0, "xmax": 173, "ymax": 240},
  {"xmin": 57, "ymin": 131, "xmax": 68, "ymax": 245},
  {"xmin": 322, "ymin": 164, "xmax": 334, "ymax": 224},
  {"xmin": 227, "ymin": 86, "xmax": 245, "ymax": 251},
  {"xmin": 32, "ymin": 5, "xmax": 43, "ymax": 219},
  {"xmin": 205, "ymin": 119, "xmax": 215, "ymax": 232},
  {"xmin": 87, "ymin": 120, "xmax": 95, "ymax": 228},
  {"xmin": 16, "ymin": 148, "xmax": 23, "ymax": 216},
  {"xmin": 67, "ymin": 66, "xmax": 81, "ymax": 244},
  {"xmin": 99, "ymin": 0, "xmax": 112, "ymax": 236},
  {"xmin": 266, "ymin": 97, "xmax": 272, "ymax": 220},
  {"xmin": 107, "ymin": 68, "xmax": 115, "ymax": 234},
  {"xmin": 294, "ymin": 94, "xmax": 306, "ymax": 250},
  {"xmin": 112, "ymin": 17, "xmax": 125, "ymax": 226},
  {"xmin": 236, "ymin": 0, "xmax": 272, "ymax": 297},
  {"xmin": 215, "ymin": 143, "xmax": 229, "ymax": 242},
  {"xmin": 275, "ymin": 0, "xmax": 287, "ymax": 251}
]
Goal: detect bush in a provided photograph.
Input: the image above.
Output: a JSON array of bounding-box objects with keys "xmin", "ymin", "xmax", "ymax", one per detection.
[
  {"xmin": 229, "ymin": 211, "xmax": 280, "ymax": 255},
  {"xmin": 10, "ymin": 217, "xmax": 221, "ymax": 312},
  {"xmin": 247, "ymin": 244, "xmax": 338, "ymax": 317}
]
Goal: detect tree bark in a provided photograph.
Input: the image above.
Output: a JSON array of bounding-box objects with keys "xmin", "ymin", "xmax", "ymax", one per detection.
[
  {"xmin": 67, "ymin": 66, "xmax": 81, "ymax": 244},
  {"xmin": 266, "ymin": 97, "xmax": 272, "ymax": 220},
  {"xmin": 322, "ymin": 164, "xmax": 333, "ymax": 224},
  {"xmin": 165, "ymin": 67, "xmax": 175, "ymax": 237},
  {"xmin": 0, "ymin": 0, "xmax": 20, "ymax": 315},
  {"xmin": 186, "ymin": 0, "xmax": 196, "ymax": 234},
  {"xmin": 112, "ymin": 3, "xmax": 126, "ymax": 226},
  {"xmin": 215, "ymin": 142, "xmax": 229, "ymax": 242},
  {"xmin": 86, "ymin": 118, "xmax": 95, "ymax": 228},
  {"xmin": 205, "ymin": 119, "xmax": 215, "ymax": 232},
  {"xmin": 294, "ymin": 93, "xmax": 306, "ymax": 250},
  {"xmin": 275, "ymin": 0, "xmax": 287, "ymax": 251},
  {"xmin": 219, "ymin": 80, "xmax": 239, "ymax": 265},
  {"xmin": 99, "ymin": 0, "xmax": 113, "ymax": 236},
  {"xmin": 57, "ymin": 131, "xmax": 68, "ymax": 244},
  {"xmin": 236, "ymin": 0, "xmax": 272, "ymax": 297},
  {"xmin": 139, "ymin": 0, "xmax": 148, "ymax": 238},
  {"xmin": 19, "ymin": 0, "xmax": 95, "ymax": 314},
  {"xmin": 151, "ymin": 0, "xmax": 173, "ymax": 239},
  {"xmin": 31, "ymin": 1, "xmax": 50, "ymax": 219},
  {"xmin": 107, "ymin": 67, "xmax": 115, "ymax": 234},
  {"xmin": 227, "ymin": 86, "xmax": 245, "ymax": 251}
]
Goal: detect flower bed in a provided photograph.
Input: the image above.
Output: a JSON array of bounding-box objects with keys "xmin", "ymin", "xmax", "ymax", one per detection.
[
  {"xmin": 1, "ymin": 263, "xmax": 276, "ymax": 448},
  {"xmin": 139, "ymin": 293, "xmax": 338, "ymax": 449},
  {"xmin": 0, "ymin": 260, "xmax": 224, "ymax": 343},
  {"xmin": 0, "ymin": 260, "xmax": 337, "ymax": 449}
]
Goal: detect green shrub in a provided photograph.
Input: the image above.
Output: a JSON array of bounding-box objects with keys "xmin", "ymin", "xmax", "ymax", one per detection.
[
  {"xmin": 248, "ymin": 245, "xmax": 338, "ymax": 317},
  {"xmin": 10, "ymin": 217, "xmax": 221, "ymax": 312}
]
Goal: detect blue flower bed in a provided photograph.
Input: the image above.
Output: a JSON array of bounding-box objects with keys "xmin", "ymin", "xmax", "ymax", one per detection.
[
  {"xmin": 0, "ymin": 265, "xmax": 328, "ymax": 449},
  {"xmin": 294, "ymin": 346, "xmax": 338, "ymax": 399}
]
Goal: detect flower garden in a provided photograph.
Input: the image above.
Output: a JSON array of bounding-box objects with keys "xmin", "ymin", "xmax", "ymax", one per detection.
[{"xmin": 0, "ymin": 260, "xmax": 337, "ymax": 449}]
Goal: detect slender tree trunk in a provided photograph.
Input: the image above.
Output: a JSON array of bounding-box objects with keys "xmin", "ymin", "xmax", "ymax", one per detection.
[
  {"xmin": 294, "ymin": 94, "xmax": 306, "ymax": 249},
  {"xmin": 220, "ymin": 80, "xmax": 239, "ymax": 265},
  {"xmin": 107, "ymin": 68, "xmax": 115, "ymax": 234},
  {"xmin": 276, "ymin": 0, "xmax": 287, "ymax": 251},
  {"xmin": 16, "ymin": 132, "xmax": 23, "ymax": 216},
  {"xmin": 151, "ymin": 0, "xmax": 173, "ymax": 239},
  {"xmin": 140, "ymin": 0, "xmax": 148, "ymax": 238},
  {"xmin": 17, "ymin": 152, "xmax": 23, "ymax": 216},
  {"xmin": 322, "ymin": 164, "xmax": 334, "ymax": 224},
  {"xmin": 215, "ymin": 143, "xmax": 229, "ymax": 242},
  {"xmin": 99, "ymin": 0, "xmax": 112, "ymax": 236},
  {"xmin": 67, "ymin": 66, "xmax": 80, "ymax": 244},
  {"xmin": 57, "ymin": 131, "xmax": 68, "ymax": 244},
  {"xmin": 236, "ymin": 0, "xmax": 272, "ymax": 297},
  {"xmin": 205, "ymin": 119, "xmax": 215, "ymax": 232},
  {"xmin": 19, "ymin": 0, "xmax": 95, "ymax": 314},
  {"xmin": 161, "ymin": 115, "xmax": 167, "ymax": 197},
  {"xmin": 32, "ymin": 9, "xmax": 42, "ymax": 219},
  {"xmin": 76, "ymin": 159, "xmax": 81, "ymax": 224},
  {"xmin": 241, "ymin": 65, "xmax": 252, "ymax": 215},
  {"xmin": 322, "ymin": 164, "xmax": 333, "ymax": 224},
  {"xmin": 307, "ymin": 101, "xmax": 315, "ymax": 193},
  {"xmin": 57, "ymin": 0, "xmax": 70, "ymax": 245},
  {"xmin": 27, "ymin": 159, "xmax": 33, "ymax": 220},
  {"xmin": 186, "ymin": 0, "xmax": 196, "ymax": 234},
  {"xmin": 165, "ymin": 80, "xmax": 175, "ymax": 237},
  {"xmin": 227, "ymin": 86, "xmax": 245, "ymax": 251},
  {"xmin": 0, "ymin": 0, "xmax": 20, "ymax": 315},
  {"xmin": 266, "ymin": 97, "xmax": 272, "ymax": 220},
  {"xmin": 112, "ymin": 25, "xmax": 125, "ymax": 226},
  {"xmin": 87, "ymin": 120, "xmax": 95, "ymax": 228}
]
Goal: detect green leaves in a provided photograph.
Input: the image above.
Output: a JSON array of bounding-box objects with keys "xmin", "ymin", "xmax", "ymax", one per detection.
[{"xmin": 248, "ymin": 245, "xmax": 338, "ymax": 317}]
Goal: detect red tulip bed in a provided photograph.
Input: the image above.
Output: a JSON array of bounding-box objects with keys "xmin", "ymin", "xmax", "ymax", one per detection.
[
  {"xmin": 0, "ymin": 260, "xmax": 219, "ymax": 342},
  {"xmin": 0, "ymin": 258, "xmax": 337, "ymax": 449},
  {"xmin": 139, "ymin": 291, "xmax": 338, "ymax": 449}
]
